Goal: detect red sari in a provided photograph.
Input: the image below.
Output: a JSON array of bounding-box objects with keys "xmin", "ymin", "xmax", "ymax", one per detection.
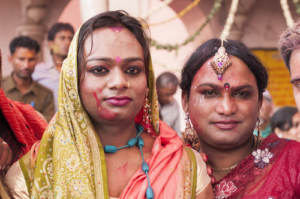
[
  {"xmin": 214, "ymin": 133, "xmax": 300, "ymax": 199},
  {"xmin": 0, "ymin": 89, "xmax": 47, "ymax": 161}
]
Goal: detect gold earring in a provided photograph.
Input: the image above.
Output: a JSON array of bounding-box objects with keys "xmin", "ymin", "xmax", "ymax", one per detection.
[
  {"xmin": 253, "ymin": 118, "xmax": 261, "ymax": 149},
  {"xmin": 183, "ymin": 113, "xmax": 200, "ymax": 151},
  {"xmin": 143, "ymin": 93, "xmax": 152, "ymax": 134}
]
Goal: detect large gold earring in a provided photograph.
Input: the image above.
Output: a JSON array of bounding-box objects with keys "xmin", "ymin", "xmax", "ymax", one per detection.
[
  {"xmin": 253, "ymin": 118, "xmax": 261, "ymax": 149},
  {"xmin": 143, "ymin": 93, "xmax": 152, "ymax": 134},
  {"xmin": 183, "ymin": 113, "xmax": 200, "ymax": 151}
]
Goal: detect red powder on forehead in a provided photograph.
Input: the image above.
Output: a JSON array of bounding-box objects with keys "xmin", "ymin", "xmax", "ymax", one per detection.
[{"xmin": 110, "ymin": 26, "xmax": 123, "ymax": 32}]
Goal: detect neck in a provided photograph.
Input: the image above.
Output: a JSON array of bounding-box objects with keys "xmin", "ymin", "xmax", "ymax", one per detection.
[
  {"xmin": 200, "ymin": 137, "xmax": 253, "ymax": 181},
  {"xmin": 94, "ymin": 121, "xmax": 138, "ymax": 147},
  {"xmin": 12, "ymin": 73, "xmax": 32, "ymax": 93},
  {"xmin": 52, "ymin": 54, "xmax": 65, "ymax": 72}
]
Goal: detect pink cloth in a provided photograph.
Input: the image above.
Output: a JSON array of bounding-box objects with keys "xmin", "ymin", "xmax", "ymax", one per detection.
[{"xmin": 120, "ymin": 121, "xmax": 183, "ymax": 199}]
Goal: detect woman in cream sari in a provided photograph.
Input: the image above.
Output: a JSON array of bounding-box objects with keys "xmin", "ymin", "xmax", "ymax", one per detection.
[{"xmin": 5, "ymin": 11, "xmax": 213, "ymax": 199}]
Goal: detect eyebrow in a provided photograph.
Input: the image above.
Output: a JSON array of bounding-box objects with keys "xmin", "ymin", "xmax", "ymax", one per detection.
[
  {"xmin": 86, "ymin": 57, "xmax": 144, "ymax": 64},
  {"xmin": 290, "ymin": 78, "xmax": 300, "ymax": 84},
  {"xmin": 195, "ymin": 83, "xmax": 254, "ymax": 91}
]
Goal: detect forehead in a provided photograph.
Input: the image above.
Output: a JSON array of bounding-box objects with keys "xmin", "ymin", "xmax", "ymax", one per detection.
[
  {"xmin": 13, "ymin": 47, "xmax": 36, "ymax": 57},
  {"xmin": 55, "ymin": 30, "xmax": 74, "ymax": 38},
  {"xmin": 84, "ymin": 27, "xmax": 143, "ymax": 59},
  {"xmin": 192, "ymin": 56, "xmax": 257, "ymax": 88},
  {"xmin": 290, "ymin": 48, "xmax": 300, "ymax": 79},
  {"xmin": 293, "ymin": 112, "xmax": 300, "ymax": 121}
]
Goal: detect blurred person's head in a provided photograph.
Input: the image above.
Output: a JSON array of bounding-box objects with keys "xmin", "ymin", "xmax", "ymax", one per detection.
[
  {"xmin": 48, "ymin": 22, "xmax": 74, "ymax": 58},
  {"xmin": 288, "ymin": 112, "xmax": 300, "ymax": 140},
  {"xmin": 156, "ymin": 72, "xmax": 179, "ymax": 105},
  {"xmin": 9, "ymin": 36, "xmax": 40, "ymax": 80},
  {"xmin": 279, "ymin": 21, "xmax": 300, "ymax": 111},
  {"xmin": 259, "ymin": 90, "xmax": 274, "ymax": 128},
  {"xmin": 270, "ymin": 106, "xmax": 298, "ymax": 138}
]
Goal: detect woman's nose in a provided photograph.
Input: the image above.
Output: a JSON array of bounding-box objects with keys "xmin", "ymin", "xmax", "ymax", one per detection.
[
  {"xmin": 215, "ymin": 95, "xmax": 237, "ymax": 116},
  {"xmin": 107, "ymin": 68, "xmax": 128, "ymax": 90}
]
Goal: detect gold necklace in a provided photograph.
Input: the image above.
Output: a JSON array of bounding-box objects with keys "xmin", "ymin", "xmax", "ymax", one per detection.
[
  {"xmin": 212, "ymin": 163, "xmax": 238, "ymax": 172},
  {"xmin": 212, "ymin": 135, "xmax": 262, "ymax": 172}
]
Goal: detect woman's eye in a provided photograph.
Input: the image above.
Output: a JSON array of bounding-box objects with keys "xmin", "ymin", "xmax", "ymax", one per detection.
[
  {"xmin": 88, "ymin": 66, "xmax": 109, "ymax": 75},
  {"xmin": 233, "ymin": 91, "xmax": 250, "ymax": 99},
  {"xmin": 125, "ymin": 66, "xmax": 142, "ymax": 75},
  {"xmin": 201, "ymin": 90, "xmax": 218, "ymax": 98},
  {"xmin": 293, "ymin": 81, "xmax": 300, "ymax": 89}
]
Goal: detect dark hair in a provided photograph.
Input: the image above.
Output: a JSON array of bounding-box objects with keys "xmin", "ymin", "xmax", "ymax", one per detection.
[
  {"xmin": 77, "ymin": 10, "xmax": 150, "ymax": 82},
  {"xmin": 9, "ymin": 36, "xmax": 40, "ymax": 54},
  {"xmin": 47, "ymin": 22, "xmax": 75, "ymax": 41},
  {"xmin": 270, "ymin": 106, "xmax": 298, "ymax": 132},
  {"xmin": 156, "ymin": 72, "xmax": 179, "ymax": 88},
  {"xmin": 279, "ymin": 21, "xmax": 300, "ymax": 70},
  {"xmin": 180, "ymin": 38, "xmax": 268, "ymax": 99}
]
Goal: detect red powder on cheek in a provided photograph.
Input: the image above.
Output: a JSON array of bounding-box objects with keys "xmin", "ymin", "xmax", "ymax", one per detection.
[{"xmin": 92, "ymin": 91, "xmax": 117, "ymax": 120}]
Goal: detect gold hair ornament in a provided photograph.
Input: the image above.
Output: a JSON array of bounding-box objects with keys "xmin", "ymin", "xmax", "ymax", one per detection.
[
  {"xmin": 209, "ymin": 40, "xmax": 232, "ymax": 81},
  {"xmin": 211, "ymin": 0, "xmax": 239, "ymax": 80}
]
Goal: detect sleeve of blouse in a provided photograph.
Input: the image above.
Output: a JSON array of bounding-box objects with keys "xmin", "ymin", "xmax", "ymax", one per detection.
[
  {"xmin": 4, "ymin": 161, "xmax": 29, "ymax": 199},
  {"xmin": 194, "ymin": 150, "xmax": 211, "ymax": 194}
]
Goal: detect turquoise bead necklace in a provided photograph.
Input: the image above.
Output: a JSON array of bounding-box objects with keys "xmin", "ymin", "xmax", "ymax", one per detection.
[{"xmin": 104, "ymin": 124, "xmax": 154, "ymax": 199}]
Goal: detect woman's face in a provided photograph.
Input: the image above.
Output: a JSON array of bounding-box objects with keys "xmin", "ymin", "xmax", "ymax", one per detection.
[
  {"xmin": 80, "ymin": 27, "xmax": 147, "ymax": 125},
  {"xmin": 182, "ymin": 56, "xmax": 262, "ymax": 149}
]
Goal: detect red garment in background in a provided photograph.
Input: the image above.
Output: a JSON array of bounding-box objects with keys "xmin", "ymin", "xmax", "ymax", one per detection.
[
  {"xmin": 214, "ymin": 133, "xmax": 300, "ymax": 199},
  {"xmin": 0, "ymin": 89, "xmax": 47, "ymax": 161}
]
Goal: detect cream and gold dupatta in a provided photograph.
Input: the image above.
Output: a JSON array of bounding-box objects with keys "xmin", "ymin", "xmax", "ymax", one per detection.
[{"xmin": 20, "ymin": 27, "xmax": 160, "ymax": 199}]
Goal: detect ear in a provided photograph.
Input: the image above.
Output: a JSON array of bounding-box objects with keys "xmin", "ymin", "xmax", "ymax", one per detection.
[
  {"xmin": 8, "ymin": 55, "xmax": 13, "ymax": 63},
  {"xmin": 181, "ymin": 91, "xmax": 189, "ymax": 113},
  {"xmin": 274, "ymin": 128, "xmax": 282, "ymax": 138}
]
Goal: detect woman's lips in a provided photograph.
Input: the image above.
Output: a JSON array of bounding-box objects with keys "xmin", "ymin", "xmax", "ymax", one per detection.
[
  {"xmin": 212, "ymin": 121, "xmax": 240, "ymax": 130},
  {"xmin": 105, "ymin": 96, "xmax": 132, "ymax": 106}
]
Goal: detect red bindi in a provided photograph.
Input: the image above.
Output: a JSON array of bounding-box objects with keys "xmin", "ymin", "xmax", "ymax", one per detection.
[{"xmin": 224, "ymin": 83, "xmax": 230, "ymax": 91}]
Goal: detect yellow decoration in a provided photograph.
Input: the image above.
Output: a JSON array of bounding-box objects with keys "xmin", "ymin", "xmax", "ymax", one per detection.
[
  {"xmin": 148, "ymin": 0, "xmax": 201, "ymax": 27},
  {"xmin": 252, "ymin": 49, "xmax": 295, "ymax": 106}
]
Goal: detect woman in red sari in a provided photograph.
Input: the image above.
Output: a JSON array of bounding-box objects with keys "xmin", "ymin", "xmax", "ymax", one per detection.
[{"xmin": 181, "ymin": 38, "xmax": 300, "ymax": 198}]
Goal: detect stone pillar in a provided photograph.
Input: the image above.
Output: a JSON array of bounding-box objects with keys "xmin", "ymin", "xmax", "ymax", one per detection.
[
  {"xmin": 80, "ymin": 0, "xmax": 109, "ymax": 22},
  {"xmin": 17, "ymin": 0, "xmax": 49, "ymax": 45},
  {"xmin": 229, "ymin": 0, "xmax": 257, "ymax": 40}
]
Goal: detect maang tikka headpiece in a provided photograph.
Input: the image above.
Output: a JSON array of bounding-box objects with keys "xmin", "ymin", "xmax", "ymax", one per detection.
[{"xmin": 209, "ymin": 40, "xmax": 232, "ymax": 81}]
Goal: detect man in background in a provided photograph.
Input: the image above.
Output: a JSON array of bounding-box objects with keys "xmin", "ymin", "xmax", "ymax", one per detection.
[
  {"xmin": 254, "ymin": 90, "xmax": 274, "ymax": 138},
  {"xmin": 156, "ymin": 72, "xmax": 181, "ymax": 134},
  {"xmin": 279, "ymin": 21, "xmax": 300, "ymax": 111},
  {"xmin": 2, "ymin": 36, "xmax": 54, "ymax": 121},
  {"xmin": 33, "ymin": 22, "xmax": 74, "ymax": 111}
]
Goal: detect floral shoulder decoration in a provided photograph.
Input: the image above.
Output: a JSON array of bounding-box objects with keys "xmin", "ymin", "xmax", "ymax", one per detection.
[
  {"xmin": 252, "ymin": 148, "xmax": 273, "ymax": 169},
  {"xmin": 214, "ymin": 180, "xmax": 238, "ymax": 199}
]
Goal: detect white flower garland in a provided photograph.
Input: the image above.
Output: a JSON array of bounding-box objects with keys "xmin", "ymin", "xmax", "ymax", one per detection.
[
  {"xmin": 280, "ymin": 0, "xmax": 294, "ymax": 28},
  {"xmin": 220, "ymin": 0, "xmax": 239, "ymax": 41}
]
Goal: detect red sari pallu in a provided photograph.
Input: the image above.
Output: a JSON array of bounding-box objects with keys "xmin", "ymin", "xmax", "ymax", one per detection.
[{"xmin": 214, "ymin": 133, "xmax": 300, "ymax": 199}]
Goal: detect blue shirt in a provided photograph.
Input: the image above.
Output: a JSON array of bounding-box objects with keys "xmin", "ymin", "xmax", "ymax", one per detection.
[{"xmin": 32, "ymin": 60, "xmax": 60, "ymax": 111}]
